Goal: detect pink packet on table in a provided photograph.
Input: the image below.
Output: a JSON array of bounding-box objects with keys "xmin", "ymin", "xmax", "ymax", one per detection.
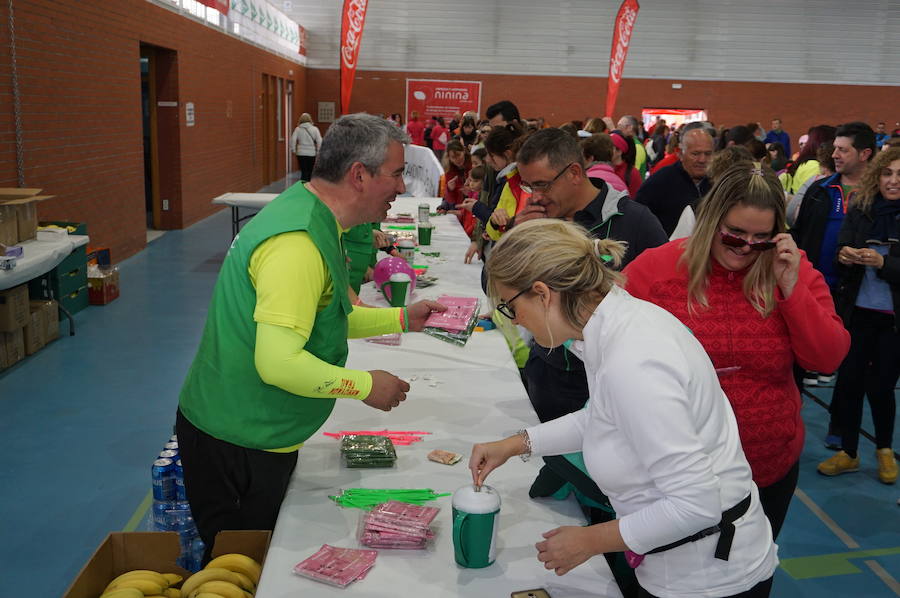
[
  {"xmin": 365, "ymin": 333, "xmax": 402, "ymax": 346},
  {"xmin": 373, "ymin": 500, "xmax": 440, "ymax": 527},
  {"xmin": 293, "ymin": 544, "xmax": 378, "ymax": 587},
  {"xmin": 423, "ymin": 296, "xmax": 479, "ymax": 333}
]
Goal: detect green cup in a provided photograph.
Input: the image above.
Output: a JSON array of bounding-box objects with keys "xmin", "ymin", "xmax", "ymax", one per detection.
[
  {"xmin": 383, "ymin": 273, "xmax": 410, "ymax": 307},
  {"xmin": 418, "ymin": 222, "xmax": 434, "ymax": 246},
  {"xmin": 452, "ymin": 484, "xmax": 501, "ymax": 568}
]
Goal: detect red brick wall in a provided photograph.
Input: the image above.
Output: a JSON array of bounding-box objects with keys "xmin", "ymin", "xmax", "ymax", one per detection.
[
  {"xmin": 0, "ymin": 1, "xmax": 306, "ymax": 260},
  {"xmin": 309, "ymin": 69, "xmax": 900, "ymax": 140}
]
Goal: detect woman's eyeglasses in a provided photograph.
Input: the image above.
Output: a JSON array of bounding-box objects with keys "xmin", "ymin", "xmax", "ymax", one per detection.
[
  {"xmin": 718, "ymin": 230, "xmax": 777, "ymax": 251},
  {"xmin": 496, "ymin": 288, "xmax": 529, "ymax": 319}
]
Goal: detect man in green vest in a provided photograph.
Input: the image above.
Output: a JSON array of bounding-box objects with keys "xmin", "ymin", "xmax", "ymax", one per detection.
[{"xmin": 176, "ymin": 113, "xmax": 446, "ymax": 562}]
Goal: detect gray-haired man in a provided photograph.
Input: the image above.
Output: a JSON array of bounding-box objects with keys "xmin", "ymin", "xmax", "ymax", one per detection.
[
  {"xmin": 177, "ymin": 113, "xmax": 445, "ymax": 562},
  {"xmin": 635, "ymin": 127, "xmax": 713, "ymax": 236}
]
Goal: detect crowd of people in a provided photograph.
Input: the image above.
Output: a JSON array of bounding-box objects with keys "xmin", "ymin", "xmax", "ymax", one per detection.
[
  {"xmin": 414, "ymin": 100, "xmax": 896, "ymax": 595},
  {"xmin": 188, "ymin": 103, "xmax": 898, "ymax": 598}
]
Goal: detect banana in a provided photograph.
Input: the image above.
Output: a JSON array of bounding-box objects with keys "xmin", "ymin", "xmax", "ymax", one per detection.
[
  {"xmin": 180, "ymin": 568, "xmax": 242, "ymax": 598},
  {"xmin": 193, "ymin": 594, "xmax": 227, "ymax": 598},
  {"xmin": 205, "ymin": 554, "xmax": 262, "ymax": 586},
  {"xmin": 106, "ymin": 577, "xmax": 165, "ymax": 595},
  {"xmin": 105, "ymin": 570, "xmax": 170, "ymax": 591},
  {"xmin": 162, "ymin": 573, "xmax": 183, "ymax": 586},
  {"xmin": 164, "ymin": 588, "xmax": 182, "ymax": 598},
  {"xmin": 99, "ymin": 589, "xmax": 145, "ymax": 598},
  {"xmin": 188, "ymin": 581, "xmax": 245, "ymax": 598},
  {"xmin": 230, "ymin": 572, "xmax": 255, "ymax": 593}
]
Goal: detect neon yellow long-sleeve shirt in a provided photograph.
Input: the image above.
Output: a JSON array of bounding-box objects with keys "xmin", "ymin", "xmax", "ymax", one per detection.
[{"xmin": 249, "ymin": 230, "xmax": 403, "ymax": 402}]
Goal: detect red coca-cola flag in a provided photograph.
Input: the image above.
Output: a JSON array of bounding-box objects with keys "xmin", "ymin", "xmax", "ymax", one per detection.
[
  {"xmin": 197, "ymin": 0, "xmax": 228, "ymax": 15},
  {"xmin": 340, "ymin": 0, "xmax": 369, "ymax": 115},
  {"xmin": 605, "ymin": 0, "xmax": 640, "ymax": 118}
]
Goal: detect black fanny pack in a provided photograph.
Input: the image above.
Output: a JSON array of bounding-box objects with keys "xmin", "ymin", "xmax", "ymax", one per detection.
[{"xmin": 646, "ymin": 493, "xmax": 752, "ymax": 561}]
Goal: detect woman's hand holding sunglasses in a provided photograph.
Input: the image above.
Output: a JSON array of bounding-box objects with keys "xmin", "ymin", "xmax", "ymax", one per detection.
[{"xmin": 771, "ymin": 233, "xmax": 800, "ymax": 299}]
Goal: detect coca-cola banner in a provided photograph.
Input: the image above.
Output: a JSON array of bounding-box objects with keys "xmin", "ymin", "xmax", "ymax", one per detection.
[
  {"xmin": 197, "ymin": 0, "xmax": 229, "ymax": 15},
  {"xmin": 299, "ymin": 25, "xmax": 308, "ymax": 57},
  {"xmin": 605, "ymin": 0, "xmax": 640, "ymax": 118},
  {"xmin": 405, "ymin": 79, "xmax": 482, "ymax": 124},
  {"xmin": 340, "ymin": 0, "xmax": 369, "ymax": 115}
]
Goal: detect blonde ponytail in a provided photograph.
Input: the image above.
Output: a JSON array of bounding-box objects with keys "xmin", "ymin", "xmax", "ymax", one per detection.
[{"xmin": 487, "ymin": 219, "xmax": 625, "ymax": 328}]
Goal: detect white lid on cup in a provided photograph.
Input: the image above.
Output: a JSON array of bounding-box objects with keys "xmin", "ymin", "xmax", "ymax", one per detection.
[{"xmin": 452, "ymin": 484, "xmax": 501, "ymax": 513}]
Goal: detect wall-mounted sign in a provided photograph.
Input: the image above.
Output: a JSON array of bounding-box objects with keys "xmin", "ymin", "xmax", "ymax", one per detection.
[
  {"xmin": 318, "ymin": 101, "xmax": 336, "ymax": 123},
  {"xmin": 186, "ymin": 102, "xmax": 195, "ymax": 127},
  {"xmin": 405, "ymin": 79, "xmax": 482, "ymax": 124}
]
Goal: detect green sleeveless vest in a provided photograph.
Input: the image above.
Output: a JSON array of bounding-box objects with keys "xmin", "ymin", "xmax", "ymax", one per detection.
[
  {"xmin": 343, "ymin": 223, "xmax": 376, "ymax": 293},
  {"xmin": 179, "ymin": 183, "xmax": 351, "ymax": 450}
]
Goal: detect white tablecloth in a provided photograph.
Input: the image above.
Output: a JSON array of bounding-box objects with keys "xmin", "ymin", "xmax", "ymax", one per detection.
[
  {"xmin": 0, "ymin": 234, "xmax": 89, "ymax": 290},
  {"xmin": 255, "ymin": 198, "xmax": 621, "ymax": 598}
]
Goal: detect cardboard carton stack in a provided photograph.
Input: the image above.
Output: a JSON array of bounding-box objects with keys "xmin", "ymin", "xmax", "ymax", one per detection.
[
  {"xmin": 0, "ymin": 284, "xmax": 58, "ymax": 370},
  {"xmin": 0, "ymin": 285, "xmax": 28, "ymax": 369}
]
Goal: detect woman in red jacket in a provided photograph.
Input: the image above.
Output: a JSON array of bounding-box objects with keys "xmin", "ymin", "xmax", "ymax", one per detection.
[{"xmin": 624, "ymin": 162, "xmax": 850, "ymax": 539}]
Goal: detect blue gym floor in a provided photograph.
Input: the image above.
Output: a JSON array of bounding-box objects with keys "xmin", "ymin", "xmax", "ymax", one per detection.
[{"xmin": 1, "ymin": 175, "xmax": 897, "ymax": 597}]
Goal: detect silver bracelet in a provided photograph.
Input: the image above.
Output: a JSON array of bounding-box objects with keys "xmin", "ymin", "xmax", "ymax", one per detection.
[{"xmin": 517, "ymin": 429, "xmax": 532, "ymax": 462}]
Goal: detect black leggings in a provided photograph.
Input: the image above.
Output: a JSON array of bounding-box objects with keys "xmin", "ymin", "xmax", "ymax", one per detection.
[
  {"xmin": 833, "ymin": 308, "xmax": 900, "ymax": 456},
  {"xmin": 175, "ymin": 409, "xmax": 298, "ymax": 564},
  {"xmin": 297, "ymin": 155, "xmax": 316, "ymax": 181},
  {"xmin": 638, "ymin": 577, "xmax": 773, "ymax": 598},
  {"xmin": 758, "ymin": 460, "xmax": 799, "ymax": 540}
]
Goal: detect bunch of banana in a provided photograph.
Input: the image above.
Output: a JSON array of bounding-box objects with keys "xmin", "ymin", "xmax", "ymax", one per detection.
[
  {"xmin": 99, "ymin": 570, "xmax": 183, "ymax": 598},
  {"xmin": 179, "ymin": 553, "xmax": 261, "ymax": 598}
]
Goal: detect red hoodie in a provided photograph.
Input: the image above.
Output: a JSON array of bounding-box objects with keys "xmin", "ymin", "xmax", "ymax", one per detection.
[{"xmin": 624, "ymin": 240, "xmax": 849, "ymax": 487}]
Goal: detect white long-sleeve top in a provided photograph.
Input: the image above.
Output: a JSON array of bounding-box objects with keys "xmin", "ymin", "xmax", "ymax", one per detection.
[
  {"xmin": 527, "ymin": 286, "xmax": 777, "ymax": 598},
  {"xmin": 290, "ymin": 122, "xmax": 322, "ymax": 157}
]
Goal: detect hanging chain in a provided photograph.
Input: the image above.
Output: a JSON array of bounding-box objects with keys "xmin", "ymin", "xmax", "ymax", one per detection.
[{"xmin": 8, "ymin": 0, "xmax": 25, "ymax": 186}]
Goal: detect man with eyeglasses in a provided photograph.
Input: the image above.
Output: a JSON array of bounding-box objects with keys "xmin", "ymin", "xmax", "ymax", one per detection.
[
  {"xmin": 510, "ymin": 128, "xmax": 666, "ymax": 597},
  {"xmin": 176, "ymin": 114, "xmax": 446, "ymax": 563}
]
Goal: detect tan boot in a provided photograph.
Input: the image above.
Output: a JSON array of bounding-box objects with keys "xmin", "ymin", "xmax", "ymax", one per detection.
[
  {"xmin": 876, "ymin": 448, "xmax": 897, "ymax": 484},
  {"xmin": 817, "ymin": 451, "xmax": 860, "ymax": 476}
]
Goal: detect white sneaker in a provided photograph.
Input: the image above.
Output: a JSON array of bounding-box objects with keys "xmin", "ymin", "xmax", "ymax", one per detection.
[
  {"xmin": 818, "ymin": 374, "xmax": 835, "ymax": 384},
  {"xmin": 803, "ymin": 371, "xmax": 818, "ymax": 386}
]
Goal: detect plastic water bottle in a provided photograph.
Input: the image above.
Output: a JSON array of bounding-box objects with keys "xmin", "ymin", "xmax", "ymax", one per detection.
[
  {"xmin": 174, "ymin": 459, "xmax": 187, "ymax": 501},
  {"xmin": 151, "ymin": 458, "xmax": 176, "ymax": 501}
]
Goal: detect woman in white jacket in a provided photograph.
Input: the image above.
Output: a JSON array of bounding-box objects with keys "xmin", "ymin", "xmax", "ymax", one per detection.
[
  {"xmin": 469, "ymin": 219, "xmax": 777, "ymax": 598},
  {"xmin": 290, "ymin": 113, "xmax": 322, "ymax": 181}
]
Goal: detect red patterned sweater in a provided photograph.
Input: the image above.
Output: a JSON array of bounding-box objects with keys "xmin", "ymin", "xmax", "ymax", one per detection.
[{"xmin": 623, "ymin": 240, "xmax": 850, "ymax": 487}]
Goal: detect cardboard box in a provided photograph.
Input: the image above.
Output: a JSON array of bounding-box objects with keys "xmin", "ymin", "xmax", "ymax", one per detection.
[
  {"xmin": 5, "ymin": 195, "xmax": 53, "ymax": 242},
  {"xmin": 0, "ymin": 189, "xmax": 53, "ymax": 243},
  {"xmin": 0, "ymin": 284, "xmax": 29, "ymax": 332},
  {"xmin": 0, "ymin": 326, "xmax": 25, "ymax": 369},
  {"xmin": 0, "ymin": 187, "xmax": 42, "ymax": 199},
  {"xmin": 23, "ymin": 305, "xmax": 47, "ymax": 355},
  {"xmin": 62, "ymin": 530, "xmax": 270, "ymax": 598},
  {"xmin": 88, "ymin": 267, "xmax": 120, "ymax": 305},
  {"xmin": 0, "ymin": 204, "xmax": 16, "ymax": 247},
  {"xmin": 31, "ymin": 299, "xmax": 59, "ymax": 343}
]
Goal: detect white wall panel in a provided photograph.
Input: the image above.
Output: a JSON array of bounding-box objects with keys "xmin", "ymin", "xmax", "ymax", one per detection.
[{"xmin": 282, "ymin": 0, "xmax": 899, "ymax": 85}]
